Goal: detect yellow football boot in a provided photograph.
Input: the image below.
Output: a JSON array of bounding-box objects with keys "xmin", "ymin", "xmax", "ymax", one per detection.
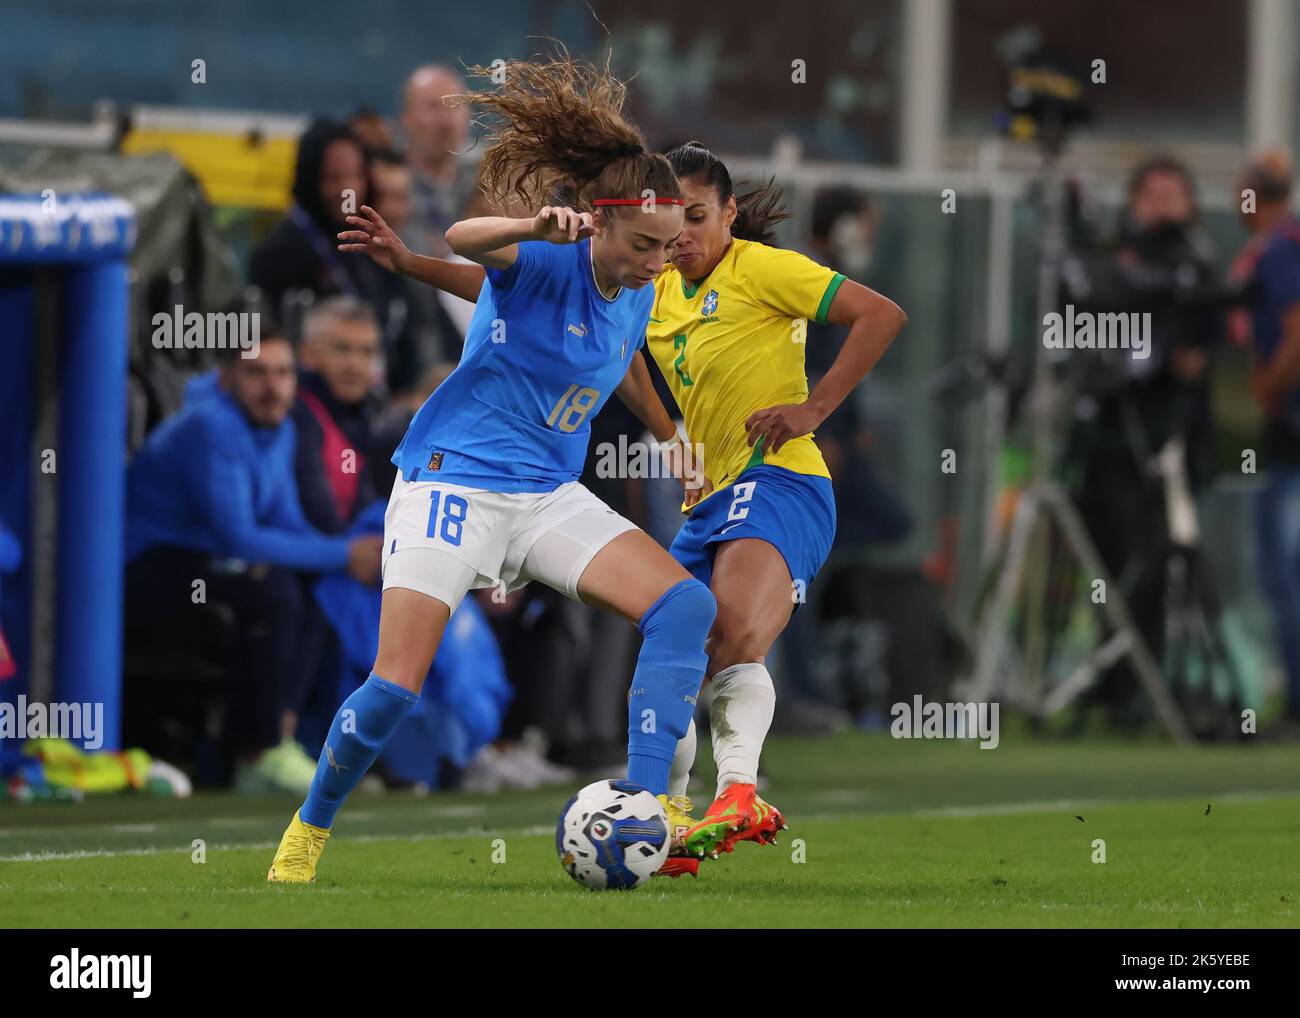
[{"xmin": 266, "ymin": 809, "xmax": 330, "ymax": 883}]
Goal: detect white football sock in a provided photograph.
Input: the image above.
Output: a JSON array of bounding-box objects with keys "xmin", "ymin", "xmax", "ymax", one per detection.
[
  {"xmin": 709, "ymin": 662, "xmax": 775, "ymax": 798},
  {"xmin": 669, "ymin": 718, "xmax": 696, "ymax": 798}
]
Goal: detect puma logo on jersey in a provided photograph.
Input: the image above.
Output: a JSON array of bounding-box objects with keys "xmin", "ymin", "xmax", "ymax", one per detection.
[{"xmin": 566, "ymin": 322, "xmax": 588, "ymax": 337}]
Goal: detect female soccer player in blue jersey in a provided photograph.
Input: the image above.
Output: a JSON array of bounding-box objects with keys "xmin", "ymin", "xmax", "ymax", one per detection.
[
  {"xmin": 268, "ymin": 57, "xmax": 736, "ymax": 883},
  {"xmin": 330, "ymin": 130, "xmax": 906, "ymax": 874}
]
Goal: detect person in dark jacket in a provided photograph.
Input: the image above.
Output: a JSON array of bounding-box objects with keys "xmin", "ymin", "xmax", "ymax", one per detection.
[
  {"xmin": 125, "ymin": 329, "xmax": 382, "ymax": 794},
  {"xmin": 291, "ymin": 296, "xmax": 384, "ymax": 534},
  {"xmin": 249, "ymin": 120, "xmax": 414, "ymax": 369}
]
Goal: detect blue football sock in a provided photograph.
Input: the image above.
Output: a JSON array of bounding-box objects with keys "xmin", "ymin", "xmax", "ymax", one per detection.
[
  {"xmin": 627, "ymin": 578, "xmax": 716, "ymax": 796},
  {"xmin": 299, "ymin": 673, "xmax": 417, "ymax": 829}
]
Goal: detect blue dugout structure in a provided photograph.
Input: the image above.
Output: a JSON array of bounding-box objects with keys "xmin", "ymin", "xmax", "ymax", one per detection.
[{"xmin": 0, "ymin": 194, "xmax": 136, "ymax": 752}]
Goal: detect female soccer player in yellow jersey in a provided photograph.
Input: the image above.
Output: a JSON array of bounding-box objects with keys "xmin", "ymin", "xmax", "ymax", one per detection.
[
  {"xmin": 646, "ymin": 141, "xmax": 906, "ymax": 852},
  {"xmin": 340, "ymin": 137, "xmax": 905, "ymax": 864}
]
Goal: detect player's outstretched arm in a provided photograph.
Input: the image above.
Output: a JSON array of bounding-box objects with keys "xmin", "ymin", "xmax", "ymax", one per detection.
[
  {"xmin": 446, "ymin": 206, "xmax": 596, "ymax": 269},
  {"xmin": 337, "ymin": 205, "xmax": 487, "ymax": 301},
  {"xmin": 404, "ymin": 256, "xmax": 486, "ymax": 302},
  {"xmin": 444, "ymin": 215, "xmax": 533, "ymax": 268},
  {"xmin": 615, "ymin": 352, "xmax": 677, "ymax": 444},
  {"xmin": 746, "ymin": 280, "xmax": 907, "ymax": 454},
  {"xmin": 616, "ymin": 354, "xmax": 710, "ymax": 506}
]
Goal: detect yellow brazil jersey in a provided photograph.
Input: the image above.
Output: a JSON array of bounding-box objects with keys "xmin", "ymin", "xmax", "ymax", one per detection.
[{"xmin": 647, "ymin": 237, "xmax": 845, "ymax": 504}]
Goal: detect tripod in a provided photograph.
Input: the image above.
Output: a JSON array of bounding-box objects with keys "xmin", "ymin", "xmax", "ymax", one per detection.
[
  {"xmin": 960, "ymin": 146, "xmax": 1194, "ymax": 743},
  {"xmin": 1115, "ymin": 431, "xmax": 1248, "ymax": 739}
]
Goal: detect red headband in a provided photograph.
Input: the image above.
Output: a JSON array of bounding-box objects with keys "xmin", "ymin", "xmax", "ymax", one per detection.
[{"xmin": 593, "ymin": 197, "xmax": 684, "ymax": 207}]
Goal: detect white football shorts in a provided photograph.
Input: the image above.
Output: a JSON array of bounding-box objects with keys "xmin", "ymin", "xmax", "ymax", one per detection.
[{"xmin": 381, "ymin": 473, "xmax": 639, "ymax": 613}]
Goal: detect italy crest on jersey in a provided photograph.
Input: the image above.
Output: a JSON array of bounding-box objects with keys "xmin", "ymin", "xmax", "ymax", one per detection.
[{"xmin": 702, "ymin": 289, "xmax": 719, "ymax": 317}]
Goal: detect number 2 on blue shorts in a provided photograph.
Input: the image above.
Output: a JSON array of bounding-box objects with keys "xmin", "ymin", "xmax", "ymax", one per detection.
[{"xmin": 727, "ymin": 481, "xmax": 757, "ymax": 522}]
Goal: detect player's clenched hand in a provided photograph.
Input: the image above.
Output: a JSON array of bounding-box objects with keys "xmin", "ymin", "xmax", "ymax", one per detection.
[
  {"xmin": 660, "ymin": 434, "xmax": 710, "ymax": 507},
  {"xmin": 533, "ymin": 206, "xmax": 595, "ymax": 244},
  {"xmin": 338, "ymin": 205, "xmax": 413, "ymax": 275},
  {"xmin": 745, "ymin": 402, "xmax": 821, "ymax": 455},
  {"xmin": 682, "ymin": 472, "xmax": 713, "ymax": 510},
  {"xmin": 346, "ymin": 534, "xmax": 385, "ymax": 587}
]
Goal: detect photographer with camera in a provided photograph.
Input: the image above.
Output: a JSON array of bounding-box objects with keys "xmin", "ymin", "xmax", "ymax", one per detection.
[{"xmin": 1061, "ymin": 156, "xmax": 1225, "ymax": 729}]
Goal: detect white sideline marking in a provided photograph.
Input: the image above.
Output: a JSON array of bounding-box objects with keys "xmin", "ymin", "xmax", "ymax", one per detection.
[
  {"xmin": 0, "ymin": 824, "xmax": 552, "ymax": 863},
  {"xmin": 1, "ymin": 790, "xmax": 1295, "ymax": 864},
  {"xmin": 0, "ymin": 805, "xmax": 485, "ymax": 838}
]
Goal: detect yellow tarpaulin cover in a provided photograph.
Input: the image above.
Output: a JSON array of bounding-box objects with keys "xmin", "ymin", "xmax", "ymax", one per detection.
[{"xmin": 122, "ymin": 128, "xmax": 296, "ymax": 211}]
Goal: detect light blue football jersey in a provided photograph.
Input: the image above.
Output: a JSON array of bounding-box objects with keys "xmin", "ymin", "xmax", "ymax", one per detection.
[{"xmin": 393, "ymin": 238, "xmax": 651, "ymax": 492}]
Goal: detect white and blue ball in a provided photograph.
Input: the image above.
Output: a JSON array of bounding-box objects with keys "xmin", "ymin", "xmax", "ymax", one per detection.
[{"xmin": 555, "ymin": 779, "xmax": 670, "ymax": 890}]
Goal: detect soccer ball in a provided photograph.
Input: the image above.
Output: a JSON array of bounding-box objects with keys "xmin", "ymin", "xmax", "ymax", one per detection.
[{"xmin": 555, "ymin": 779, "xmax": 670, "ymax": 890}]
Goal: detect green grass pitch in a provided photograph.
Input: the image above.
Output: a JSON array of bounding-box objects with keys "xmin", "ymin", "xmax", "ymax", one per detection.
[{"xmin": 2, "ymin": 730, "xmax": 1297, "ymax": 928}]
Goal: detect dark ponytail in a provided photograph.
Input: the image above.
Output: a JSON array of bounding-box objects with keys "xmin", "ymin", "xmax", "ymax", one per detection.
[{"xmin": 666, "ymin": 140, "xmax": 791, "ymax": 245}]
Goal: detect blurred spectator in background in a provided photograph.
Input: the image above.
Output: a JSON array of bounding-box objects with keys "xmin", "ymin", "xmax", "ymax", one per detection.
[
  {"xmin": 469, "ymin": 579, "xmax": 585, "ymax": 787},
  {"xmin": 1062, "ymin": 155, "xmax": 1223, "ymax": 728},
  {"xmin": 292, "ymin": 297, "xmax": 384, "ymax": 534},
  {"xmin": 396, "ymin": 66, "xmax": 477, "ymax": 376},
  {"xmin": 367, "ymin": 361, "xmax": 454, "ymax": 499},
  {"xmin": 368, "ymin": 147, "xmax": 413, "ymax": 235},
  {"xmin": 366, "ymin": 146, "xmax": 467, "ymax": 389},
  {"xmin": 805, "ymin": 187, "xmax": 879, "ymax": 375},
  {"xmin": 348, "ymin": 106, "xmax": 396, "ymax": 151},
  {"xmin": 399, "ymin": 65, "xmax": 475, "ymax": 259},
  {"xmin": 249, "ymin": 119, "xmax": 413, "ymax": 366},
  {"xmin": 1234, "ymin": 151, "xmax": 1300, "ymax": 725},
  {"xmin": 124, "ymin": 329, "xmax": 383, "ymax": 793},
  {"xmin": 804, "ymin": 384, "xmax": 923, "ymax": 726},
  {"xmin": 773, "ymin": 186, "xmax": 923, "ymax": 731}
]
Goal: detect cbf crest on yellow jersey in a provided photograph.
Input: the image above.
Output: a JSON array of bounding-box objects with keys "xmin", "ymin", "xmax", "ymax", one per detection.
[{"xmin": 647, "ymin": 238, "xmax": 845, "ymax": 501}]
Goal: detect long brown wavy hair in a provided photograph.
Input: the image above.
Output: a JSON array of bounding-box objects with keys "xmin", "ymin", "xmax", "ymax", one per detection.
[{"xmin": 455, "ymin": 49, "xmax": 681, "ymax": 214}]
